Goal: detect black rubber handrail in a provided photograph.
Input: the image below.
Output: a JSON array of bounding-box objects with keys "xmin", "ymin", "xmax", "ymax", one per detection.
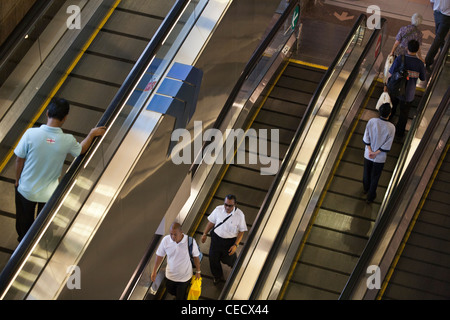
[
  {"xmin": 249, "ymin": 18, "xmax": 386, "ymax": 300},
  {"xmin": 0, "ymin": 0, "xmax": 191, "ymax": 297},
  {"xmin": 220, "ymin": 13, "xmax": 367, "ymax": 300},
  {"xmin": 339, "ymin": 37, "xmax": 450, "ymax": 300}
]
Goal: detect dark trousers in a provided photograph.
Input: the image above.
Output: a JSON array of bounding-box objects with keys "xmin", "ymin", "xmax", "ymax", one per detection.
[
  {"xmin": 391, "ymin": 96, "xmax": 412, "ymax": 137},
  {"xmin": 15, "ymin": 188, "xmax": 45, "ymax": 242},
  {"xmin": 209, "ymin": 230, "xmax": 237, "ymax": 279},
  {"xmin": 363, "ymin": 159, "xmax": 385, "ymax": 202},
  {"xmin": 425, "ymin": 10, "xmax": 450, "ymax": 67},
  {"xmin": 166, "ymin": 278, "xmax": 191, "ymax": 300}
]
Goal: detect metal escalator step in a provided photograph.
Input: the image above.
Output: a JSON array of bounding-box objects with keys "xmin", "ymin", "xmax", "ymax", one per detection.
[
  {"xmin": 255, "ymin": 109, "xmax": 301, "ymax": 130},
  {"xmin": 263, "ymin": 97, "xmax": 308, "ymax": 117},
  {"xmin": 276, "ymin": 76, "xmax": 321, "ymax": 94},
  {"xmin": 283, "ymin": 277, "xmax": 340, "ymax": 300},
  {"xmin": 306, "ymin": 225, "xmax": 368, "ymax": 257},
  {"xmin": 313, "ymin": 208, "xmax": 375, "ymax": 239},
  {"xmin": 299, "ymin": 243, "xmax": 359, "ymax": 274},
  {"xmin": 225, "ymin": 165, "xmax": 274, "ymax": 191},
  {"xmin": 320, "ymin": 192, "xmax": 380, "ymax": 219},
  {"xmin": 289, "ymin": 262, "xmax": 349, "ymax": 295}
]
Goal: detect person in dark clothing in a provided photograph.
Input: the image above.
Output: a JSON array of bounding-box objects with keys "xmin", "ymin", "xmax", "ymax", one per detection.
[
  {"xmin": 425, "ymin": 0, "xmax": 450, "ymax": 71},
  {"xmin": 387, "ymin": 39, "xmax": 426, "ymax": 138}
]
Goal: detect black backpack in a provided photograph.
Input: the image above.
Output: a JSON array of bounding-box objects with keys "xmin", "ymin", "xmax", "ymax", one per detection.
[
  {"xmin": 188, "ymin": 236, "xmax": 203, "ymax": 268},
  {"xmin": 387, "ymin": 55, "xmax": 408, "ymax": 98}
]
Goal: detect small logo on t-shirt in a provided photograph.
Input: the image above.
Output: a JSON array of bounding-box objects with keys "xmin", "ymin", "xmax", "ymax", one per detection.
[{"xmin": 46, "ymin": 138, "xmax": 56, "ymax": 144}]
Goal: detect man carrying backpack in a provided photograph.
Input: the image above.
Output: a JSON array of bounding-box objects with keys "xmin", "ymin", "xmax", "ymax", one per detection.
[
  {"xmin": 151, "ymin": 222, "xmax": 201, "ymax": 300},
  {"xmin": 386, "ymin": 39, "xmax": 426, "ymax": 138}
]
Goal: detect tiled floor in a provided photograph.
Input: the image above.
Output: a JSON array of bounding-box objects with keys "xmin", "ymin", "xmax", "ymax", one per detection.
[{"xmin": 325, "ymin": 0, "xmax": 434, "ymax": 25}]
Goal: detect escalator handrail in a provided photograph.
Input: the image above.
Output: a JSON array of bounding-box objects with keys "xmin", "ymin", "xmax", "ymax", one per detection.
[
  {"xmin": 339, "ymin": 38, "xmax": 450, "ymax": 300},
  {"xmin": 249, "ymin": 18, "xmax": 387, "ymax": 299},
  {"xmin": 220, "ymin": 13, "xmax": 368, "ymax": 299},
  {"xmin": 189, "ymin": 0, "xmax": 301, "ymax": 175},
  {"xmin": 0, "ymin": 0, "xmax": 191, "ymax": 296}
]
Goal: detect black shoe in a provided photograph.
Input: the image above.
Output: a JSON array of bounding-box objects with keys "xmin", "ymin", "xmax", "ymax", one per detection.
[{"xmin": 213, "ymin": 277, "xmax": 223, "ymax": 286}]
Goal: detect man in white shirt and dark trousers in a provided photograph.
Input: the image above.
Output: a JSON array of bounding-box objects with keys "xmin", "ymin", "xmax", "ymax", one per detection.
[
  {"xmin": 201, "ymin": 195, "xmax": 247, "ymax": 285},
  {"xmin": 151, "ymin": 222, "xmax": 201, "ymax": 300},
  {"xmin": 363, "ymin": 103, "xmax": 396, "ymax": 204}
]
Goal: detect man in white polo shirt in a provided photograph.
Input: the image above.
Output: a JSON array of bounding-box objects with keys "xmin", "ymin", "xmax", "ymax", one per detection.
[
  {"xmin": 14, "ymin": 97, "xmax": 106, "ymax": 241},
  {"xmin": 363, "ymin": 103, "xmax": 396, "ymax": 204},
  {"xmin": 201, "ymin": 194, "xmax": 247, "ymax": 285},
  {"xmin": 151, "ymin": 222, "xmax": 201, "ymax": 300}
]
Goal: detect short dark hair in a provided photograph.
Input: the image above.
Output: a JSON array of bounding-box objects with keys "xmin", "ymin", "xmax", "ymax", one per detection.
[
  {"xmin": 225, "ymin": 194, "xmax": 237, "ymax": 203},
  {"xmin": 407, "ymin": 39, "xmax": 420, "ymax": 53},
  {"xmin": 379, "ymin": 103, "xmax": 392, "ymax": 118},
  {"xmin": 47, "ymin": 98, "xmax": 70, "ymax": 121}
]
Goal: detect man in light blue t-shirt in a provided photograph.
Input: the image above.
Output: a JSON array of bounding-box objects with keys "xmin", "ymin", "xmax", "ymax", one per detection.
[{"xmin": 14, "ymin": 98, "xmax": 106, "ymax": 241}]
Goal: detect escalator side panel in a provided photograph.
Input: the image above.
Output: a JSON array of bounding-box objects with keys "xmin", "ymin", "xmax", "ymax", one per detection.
[{"xmin": 382, "ymin": 151, "xmax": 450, "ymax": 300}]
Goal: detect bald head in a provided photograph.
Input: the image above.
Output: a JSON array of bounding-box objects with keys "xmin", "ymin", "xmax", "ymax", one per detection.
[{"xmin": 170, "ymin": 222, "xmax": 183, "ymax": 243}]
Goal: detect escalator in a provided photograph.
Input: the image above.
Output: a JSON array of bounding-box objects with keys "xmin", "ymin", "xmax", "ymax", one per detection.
[
  {"xmin": 0, "ymin": 0, "xmax": 289, "ymax": 300},
  {"xmin": 279, "ymin": 80, "xmax": 424, "ymax": 299},
  {"xmin": 0, "ymin": 0, "xmax": 175, "ymax": 271},
  {"xmin": 381, "ymin": 141, "xmax": 450, "ymax": 300},
  {"xmin": 188, "ymin": 61, "xmax": 327, "ymax": 300},
  {"xmin": 133, "ymin": 12, "xmax": 389, "ymax": 301},
  {"xmin": 334, "ymin": 37, "xmax": 450, "ymax": 301}
]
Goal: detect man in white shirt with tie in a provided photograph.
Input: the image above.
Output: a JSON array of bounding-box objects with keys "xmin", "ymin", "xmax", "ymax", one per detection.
[{"xmin": 201, "ymin": 195, "xmax": 247, "ymax": 285}]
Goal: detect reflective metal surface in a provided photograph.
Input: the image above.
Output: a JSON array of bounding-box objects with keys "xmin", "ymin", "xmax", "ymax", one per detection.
[
  {"xmin": 0, "ymin": 0, "xmax": 175, "ymax": 272},
  {"xmin": 0, "ymin": 0, "xmax": 209, "ymax": 299}
]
